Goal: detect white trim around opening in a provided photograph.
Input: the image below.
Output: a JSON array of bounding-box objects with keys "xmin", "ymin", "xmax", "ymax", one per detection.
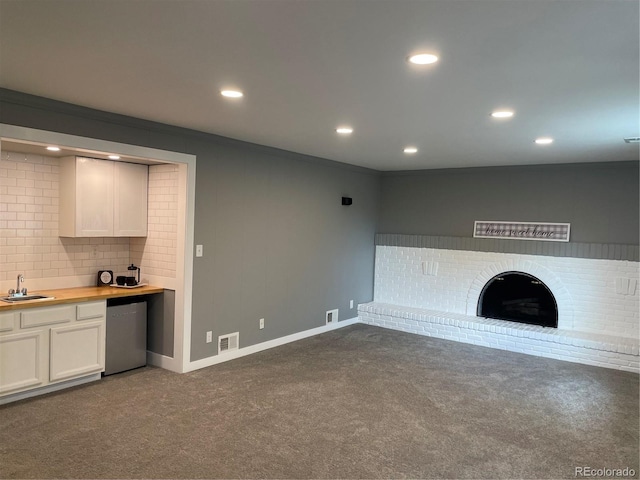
[{"xmin": 0, "ymin": 124, "xmax": 196, "ymax": 373}]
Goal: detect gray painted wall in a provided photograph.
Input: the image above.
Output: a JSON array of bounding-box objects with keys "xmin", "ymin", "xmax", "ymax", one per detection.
[
  {"xmin": 375, "ymin": 234, "xmax": 639, "ymax": 262},
  {"xmin": 0, "ymin": 89, "xmax": 380, "ymax": 362},
  {"xmin": 188, "ymin": 138, "xmax": 379, "ymax": 360},
  {"xmin": 3, "ymin": 89, "xmax": 637, "ymax": 364},
  {"xmin": 147, "ymin": 290, "xmax": 175, "ymax": 357},
  {"xmin": 378, "ymin": 162, "xmax": 639, "ymax": 245}
]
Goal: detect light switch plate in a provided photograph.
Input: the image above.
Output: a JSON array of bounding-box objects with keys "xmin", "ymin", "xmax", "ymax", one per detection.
[{"xmin": 196, "ymin": 244, "xmax": 203, "ymax": 257}]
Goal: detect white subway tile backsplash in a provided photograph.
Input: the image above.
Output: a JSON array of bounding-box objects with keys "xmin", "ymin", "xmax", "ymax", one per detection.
[
  {"xmin": 129, "ymin": 163, "xmax": 179, "ymax": 279},
  {"xmin": 1, "ymin": 151, "xmax": 179, "ymax": 286}
]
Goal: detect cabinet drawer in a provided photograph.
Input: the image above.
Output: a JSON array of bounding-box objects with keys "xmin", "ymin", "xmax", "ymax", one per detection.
[
  {"xmin": 0, "ymin": 312, "xmax": 17, "ymax": 333},
  {"xmin": 21, "ymin": 305, "xmax": 74, "ymax": 328},
  {"xmin": 77, "ymin": 301, "xmax": 105, "ymax": 321}
]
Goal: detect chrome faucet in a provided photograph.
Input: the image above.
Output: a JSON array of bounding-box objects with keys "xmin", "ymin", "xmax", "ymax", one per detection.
[{"xmin": 8, "ymin": 274, "xmax": 26, "ymax": 297}]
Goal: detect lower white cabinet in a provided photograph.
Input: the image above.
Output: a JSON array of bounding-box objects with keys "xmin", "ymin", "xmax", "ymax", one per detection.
[
  {"xmin": 0, "ymin": 311, "xmax": 17, "ymax": 332},
  {"xmin": 0, "ymin": 329, "xmax": 47, "ymax": 394},
  {"xmin": 50, "ymin": 321, "xmax": 104, "ymax": 382},
  {"xmin": 0, "ymin": 301, "xmax": 106, "ymax": 398}
]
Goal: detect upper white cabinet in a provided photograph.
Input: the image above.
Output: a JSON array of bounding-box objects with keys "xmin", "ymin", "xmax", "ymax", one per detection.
[
  {"xmin": 114, "ymin": 161, "xmax": 149, "ymax": 236},
  {"xmin": 59, "ymin": 157, "xmax": 148, "ymax": 237}
]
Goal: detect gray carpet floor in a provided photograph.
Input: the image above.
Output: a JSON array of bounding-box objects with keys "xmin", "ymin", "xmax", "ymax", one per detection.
[{"xmin": 1, "ymin": 324, "xmax": 638, "ymax": 479}]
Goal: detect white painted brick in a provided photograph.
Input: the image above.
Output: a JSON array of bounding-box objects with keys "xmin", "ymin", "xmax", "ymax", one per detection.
[
  {"xmin": 358, "ymin": 302, "xmax": 639, "ymax": 373},
  {"xmin": 374, "ymin": 246, "xmax": 638, "ymax": 338}
]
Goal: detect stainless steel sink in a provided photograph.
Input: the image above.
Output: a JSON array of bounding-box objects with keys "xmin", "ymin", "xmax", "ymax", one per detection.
[{"xmin": 0, "ymin": 294, "xmax": 54, "ymax": 303}]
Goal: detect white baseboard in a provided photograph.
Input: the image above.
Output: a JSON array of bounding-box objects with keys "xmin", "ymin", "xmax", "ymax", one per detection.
[
  {"xmin": 185, "ymin": 317, "xmax": 360, "ymax": 373},
  {"xmin": 0, "ymin": 319, "xmax": 360, "ymax": 402},
  {"xmin": 147, "ymin": 351, "xmax": 183, "ymax": 373},
  {"xmin": 0, "ymin": 373, "xmax": 101, "ymax": 405}
]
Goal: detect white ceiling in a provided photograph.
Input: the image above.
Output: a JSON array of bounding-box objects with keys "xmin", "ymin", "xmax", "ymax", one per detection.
[{"xmin": 1, "ymin": 0, "xmax": 638, "ymax": 171}]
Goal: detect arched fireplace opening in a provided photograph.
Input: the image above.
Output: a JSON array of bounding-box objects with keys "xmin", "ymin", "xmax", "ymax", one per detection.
[{"xmin": 477, "ymin": 271, "xmax": 558, "ymax": 328}]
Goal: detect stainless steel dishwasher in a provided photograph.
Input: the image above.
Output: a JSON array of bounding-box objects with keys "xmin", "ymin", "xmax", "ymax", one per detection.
[{"xmin": 104, "ymin": 298, "xmax": 147, "ymax": 375}]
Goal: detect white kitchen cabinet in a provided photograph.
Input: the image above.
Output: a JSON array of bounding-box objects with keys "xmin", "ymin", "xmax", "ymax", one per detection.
[
  {"xmin": 50, "ymin": 321, "xmax": 104, "ymax": 382},
  {"xmin": 0, "ymin": 301, "xmax": 106, "ymax": 398},
  {"xmin": 113, "ymin": 161, "xmax": 148, "ymax": 236},
  {"xmin": 0, "ymin": 311, "xmax": 17, "ymax": 332},
  {"xmin": 59, "ymin": 156, "xmax": 113, "ymax": 237},
  {"xmin": 20, "ymin": 304, "xmax": 73, "ymax": 328},
  {"xmin": 59, "ymin": 156, "xmax": 147, "ymax": 237},
  {"xmin": 0, "ymin": 329, "xmax": 47, "ymax": 394}
]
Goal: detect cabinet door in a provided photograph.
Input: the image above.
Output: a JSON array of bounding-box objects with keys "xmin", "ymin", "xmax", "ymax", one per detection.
[
  {"xmin": 76, "ymin": 157, "xmax": 114, "ymax": 236},
  {"xmin": 50, "ymin": 321, "xmax": 105, "ymax": 382},
  {"xmin": 0, "ymin": 330, "xmax": 47, "ymax": 394},
  {"xmin": 114, "ymin": 162, "xmax": 148, "ymax": 236}
]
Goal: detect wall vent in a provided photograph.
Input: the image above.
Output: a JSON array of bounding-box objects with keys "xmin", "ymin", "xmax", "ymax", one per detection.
[
  {"xmin": 623, "ymin": 137, "xmax": 640, "ymax": 143},
  {"xmin": 326, "ymin": 308, "xmax": 339, "ymax": 325},
  {"xmin": 615, "ymin": 277, "xmax": 638, "ymax": 296},
  {"xmin": 218, "ymin": 332, "xmax": 239, "ymax": 354},
  {"xmin": 422, "ymin": 261, "xmax": 439, "ymax": 276}
]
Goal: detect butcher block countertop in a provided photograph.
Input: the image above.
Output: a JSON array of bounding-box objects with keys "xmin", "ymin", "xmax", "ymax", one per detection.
[{"xmin": 0, "ymin": 285, "xmax": 165, "ymax": 311}]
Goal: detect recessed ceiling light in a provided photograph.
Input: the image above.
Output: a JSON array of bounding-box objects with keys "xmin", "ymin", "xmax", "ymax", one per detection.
[
  {"xmin": 221, "ymin": 90, "xmax": 243, "ymax": 98},
  {"xmin": 535, "ymin": 137, "xmax": 554, "ymax": 145},
  {"xmin": 108, "ymin": 155, "xmax": 120, "ymax": 160},
  {"xmin": 403, "ymin": 147, "xmax": 418, "ymax": 154},
  {"xmin": 491, "ymin": 110, "xmax": 514, "ymax": 118},
  {"xmin": 46, "ymin": 146, "xmax": 60, "ymax": 152},
  {"xmin": 408, "ymin": 53, "xmax": 439, "ymax": 65},
  {"xmin": 336, "ymin": 127, "xmax": 353, "ymax": 135}
]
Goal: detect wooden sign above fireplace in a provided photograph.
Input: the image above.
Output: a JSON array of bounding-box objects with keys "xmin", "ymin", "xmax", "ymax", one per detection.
[{"xmin": 474, "ymin": 221, "xmax": 570, "ymax": 242}]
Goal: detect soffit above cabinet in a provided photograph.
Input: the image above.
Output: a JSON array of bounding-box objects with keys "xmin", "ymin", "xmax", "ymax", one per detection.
[{"xmin": 1, "ymin": 139, "xmax": 166, "ymax": 166}]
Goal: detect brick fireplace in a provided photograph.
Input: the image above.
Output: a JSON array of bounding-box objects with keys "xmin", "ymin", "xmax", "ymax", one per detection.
[
  {"xmin": 359, "ymin": 235, "xmax": 639, "ymax": 372},
  {"xmin": 477, "ymin": 271, "xmax": 558, "ymax": 328}
]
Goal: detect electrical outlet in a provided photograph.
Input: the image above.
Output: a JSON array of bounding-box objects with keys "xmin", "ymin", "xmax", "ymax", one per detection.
[
  {"xmin": 350, "ymin": 299, "xmax": 354, "ymax": 309},
  {"xmin": 259, "ymin": 318, "xmax": 264, "ymax": 329},
  {"xmin": 206, "ymin": 331, "xmax": 212, "ymax": 343}
]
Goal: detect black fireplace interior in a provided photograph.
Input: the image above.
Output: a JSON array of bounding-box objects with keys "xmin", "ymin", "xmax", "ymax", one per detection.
[{"xmin": 478, "ymin": 271, "xmax": 558, "ymax": 328}]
